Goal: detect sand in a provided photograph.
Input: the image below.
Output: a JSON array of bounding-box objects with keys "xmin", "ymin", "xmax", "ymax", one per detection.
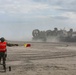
[{"xmin": 0, "ymin": 42, "xmax": 76, "ymax": 75}]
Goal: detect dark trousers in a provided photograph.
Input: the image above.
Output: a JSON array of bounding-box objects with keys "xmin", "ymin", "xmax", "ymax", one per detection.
[{"xmin": 0, "ymin": 52, "xmax": 6, "ymax": 63}]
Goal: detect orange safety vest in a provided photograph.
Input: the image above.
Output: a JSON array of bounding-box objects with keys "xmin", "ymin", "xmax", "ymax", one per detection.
[{"xmin": 0, "ymin": 41, "xmax": 7, "ymax": 52}]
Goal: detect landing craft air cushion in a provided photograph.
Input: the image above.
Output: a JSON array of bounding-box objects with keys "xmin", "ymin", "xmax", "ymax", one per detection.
[{"xmin": 32, "ymin": 28, "xmax": 76, "ymax": 42}]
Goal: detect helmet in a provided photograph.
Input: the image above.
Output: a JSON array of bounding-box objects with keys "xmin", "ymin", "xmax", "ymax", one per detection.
[{"xmin": 0, "ymin": 37, "xmax": 5, "ymax": 42}]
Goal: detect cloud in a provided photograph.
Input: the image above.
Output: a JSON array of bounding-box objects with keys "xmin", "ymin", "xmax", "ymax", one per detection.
[
  {"xmin": 0, "ymin": 0, "xmax": 62, "ymax": 17},
  {"xmin": 52, "ymin": 0, "xmax": 76, "ymax": 13},
  {"xmin": 0, "ymin": 0, "xmax": 76, "ymax": 22},
  {"xmin": 0, "ymin": 0, "xmax": 50, "ymax": 14},
  {"xmin": 0, "ymin": 0, "xmax": 76, "ymax": 15},
  {"xmin": 0, "ymin": 0, "xmax": 76, "ymax": 41},
  {"xmin": 61, "ymin": 12, "xmax": 76, "ymax": 19},
  {"xmin": 33, "ymin": 0, "xmax": 76, "ymax": 13},
  {"xmin": 52, "ymin": 16, "xmax": 69, "ymax": 20}
]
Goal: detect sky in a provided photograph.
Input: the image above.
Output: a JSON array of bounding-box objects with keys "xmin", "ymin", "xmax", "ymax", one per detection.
[{"xmin": 0, "ymin": 0, "xmax": 76, "ymax": 41}]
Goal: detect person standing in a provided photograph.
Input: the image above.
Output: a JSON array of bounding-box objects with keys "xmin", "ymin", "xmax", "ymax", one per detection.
[{"xmin": 0, "ymin": 37, "xmax": 7, "ymax": 71}]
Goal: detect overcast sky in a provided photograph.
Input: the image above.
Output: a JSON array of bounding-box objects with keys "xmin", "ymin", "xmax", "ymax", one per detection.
[{"xmin": 0, "ymin": 0, "xmax": 76, "ymax": 41}]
